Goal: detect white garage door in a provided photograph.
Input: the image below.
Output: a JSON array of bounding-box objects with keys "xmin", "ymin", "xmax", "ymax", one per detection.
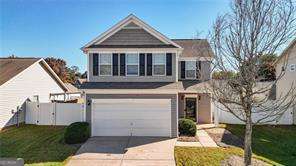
[{"xmin": 92, "ymin": 98, "xmax": 171, "ymax": 137}]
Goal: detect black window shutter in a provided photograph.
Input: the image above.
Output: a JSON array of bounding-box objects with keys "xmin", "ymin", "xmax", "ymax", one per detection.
[
  {"xmin": 196, "ymin": 61, "xmax": 201, "ymax": 79},
  {"xmin": 112, "ymin": 53, "xmax": 118, "ymax": 76},
  {"xmin": 146, "ymin": 53, "xmax": 152, "ymax": 76},
  {"xmin": 181, "ymin": 61, "xmax": 185, "ymax": 79},
  {"xmin": 166, "ymin": 53, "xmax": 172, "ymax": 76},
  {"xmin": 139, "ymin": 53, "xmax": 145, "ymax": 76},
  {"xmin": 120, "ymin": 53, "xmax": 126, "ymax": 76},
  {"xmin": 93, "ymin": 53, "xmax": 99, "ymax": 76}
]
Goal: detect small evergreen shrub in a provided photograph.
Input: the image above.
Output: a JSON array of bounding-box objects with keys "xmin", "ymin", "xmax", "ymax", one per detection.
[
  {"xmin": 178, "ymin": 118, "xmax": 196, "ymax": 136},
  {"xmin": 64, "ymin": 122, "xmax": 90, "ymax": 144}
]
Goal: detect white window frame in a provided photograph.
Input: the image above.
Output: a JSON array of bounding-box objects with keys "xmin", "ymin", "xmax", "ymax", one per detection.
[
  {"xmin": 99, "ymin": 53, "xmax": 112, "ymax": 76},
  {"xmin": 185, "ymin": 60, "xmax": 196, "ymax": 79},
  {"xmin": 152, "ymin": 53, "xmax": 166, "ymax": 76},
  {"xmin": 126, "ymin": 53, "xmax": 139, "ymax": 76},
  {"xmin": 290, "ymin": 64, "xmax": 296, "ymax": 72}
]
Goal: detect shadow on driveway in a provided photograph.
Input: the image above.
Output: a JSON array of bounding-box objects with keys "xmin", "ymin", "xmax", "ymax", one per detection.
[{"xmin": 67, "ymin": 136, "xmax": 176, "ymax": 166}]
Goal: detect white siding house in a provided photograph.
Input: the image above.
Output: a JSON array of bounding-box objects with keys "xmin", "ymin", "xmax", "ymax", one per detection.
[
  {"xmin": 275, "ymin": 39, "xmax": 296, "ymax": 124},
  {"xmin": 0, "ymin": 58, "xmax": 68, "ymax": 128}
]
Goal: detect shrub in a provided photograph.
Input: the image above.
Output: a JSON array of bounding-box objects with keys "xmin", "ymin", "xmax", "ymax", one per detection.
[
  {"xmin": 64, "ymin": 122, "xmax": 90, "ymax": 144},
  {"xmin": 178, "ymin": 118, "xmax": 196, "ymax": 136}
]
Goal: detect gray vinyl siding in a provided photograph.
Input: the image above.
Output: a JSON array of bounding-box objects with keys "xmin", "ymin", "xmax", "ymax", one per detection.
[
  {"xmin": 89, "ymin": 53, "xmax": 177, "ymax": 82},
  {"xmin": 99, "ymin": 28, "xmax": 166, "ymax": 46},
  {"xmin": 178, "ymin": 61, "xmax": 211, "ymax": 81},
  {"xmin": 85, "ymin": 94, "xmax": 178, "ymax": 137}
]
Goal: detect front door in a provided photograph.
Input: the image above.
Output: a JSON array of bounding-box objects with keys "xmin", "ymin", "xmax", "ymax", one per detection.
[{"xmin": 185, "ymin": 98, "xmax": 197, "ymax": 122}]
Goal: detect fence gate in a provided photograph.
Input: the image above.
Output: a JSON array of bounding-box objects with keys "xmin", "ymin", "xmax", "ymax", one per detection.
[{"xmin": 26, "ymin": 101, "xmax": 84, "ymax": 126}]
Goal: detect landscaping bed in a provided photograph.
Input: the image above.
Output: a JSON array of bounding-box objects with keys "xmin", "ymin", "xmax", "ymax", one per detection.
[
  {"xmin": 0, "ymin": 124, "xmax": 80, "ymax": 166},
  {"xmin": 177, "ymin": 136, "xmax": 199, "ymax": 142}
]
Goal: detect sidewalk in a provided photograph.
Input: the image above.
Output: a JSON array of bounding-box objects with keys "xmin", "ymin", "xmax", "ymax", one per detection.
[{"xmin": 175, "ymin": 129, "xmax": 218, "ymax": 147}]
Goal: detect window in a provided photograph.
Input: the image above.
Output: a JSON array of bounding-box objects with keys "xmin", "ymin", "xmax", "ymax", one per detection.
[
  {"xmin": 290, "ymin": 64, "xmax": 296, "ymax": 72},
  {"xmin": 185, "ymin": 61, "xmax": 196, "ymax": 79},
  {"xmin": 126, "ymin": 53, "xmax": 139, "ymax": 76},
  {"xmin": 153, "ymin": 53, "xmax": 166, "ymax": 76},
  {"xmin": 99, "ymin": 53, "xmax": 112, "ymax": 76}
]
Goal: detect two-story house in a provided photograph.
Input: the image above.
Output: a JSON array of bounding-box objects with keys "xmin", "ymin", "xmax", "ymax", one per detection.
[{"xmin": 80, "ymin": 14, "xmax": 214, "ymax": 137}]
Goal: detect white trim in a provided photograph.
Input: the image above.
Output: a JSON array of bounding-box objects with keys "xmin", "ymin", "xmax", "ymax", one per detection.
[
  {"xmin": 152, "ymin": 53, "xmax": 166, "ymax": 76},
  {"xmin": 185, "ymin": 60, "xmax": 197, "ymax": 79},
  {"xmin": 98, "ymin": 53, "xmax": 112, "ymax": 76},
  {"xmin": 126, "ymin": 53, "xmax": 139, "ymax": 76},
  {"xmin": 179, "ymin": 57, "xmax": 212, "ymax": 61},
  {"xmin": 82, "ymin": 14, "xmax": 182, "ymax": 49},
  {"xmin": 39, "ymin": 59, "xmax": 68, "ymax": 92},
  {"xmin": 82, "ymin": 89, "xmax": 178, "ymax": 94},
  {"xmin": 86, "ymin": 48, "xmax": 180, "ymax": 53},
  {"xmin": 87, "ymin": 54, "xmax": 90, "ymax": 81}
]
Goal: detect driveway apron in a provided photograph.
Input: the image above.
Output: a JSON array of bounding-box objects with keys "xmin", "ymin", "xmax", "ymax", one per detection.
[{"xmin": 67, "ymin": 136, "xmax": 176, "ymax": 166}]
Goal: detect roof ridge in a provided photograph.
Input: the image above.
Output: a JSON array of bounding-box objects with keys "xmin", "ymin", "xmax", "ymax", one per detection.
[
  {"xmin": 0, "ymin": 57, "xmax": 41, "ymax": 60},
  {"xmin": 171, "ymin": 38, "xmax": 206, "ymax": 40}
]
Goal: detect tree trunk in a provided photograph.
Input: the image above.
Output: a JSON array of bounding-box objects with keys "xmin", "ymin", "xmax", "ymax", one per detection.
[{"xmin": 244, "ymin": 114, "xmax": 253, "ymax": 166}]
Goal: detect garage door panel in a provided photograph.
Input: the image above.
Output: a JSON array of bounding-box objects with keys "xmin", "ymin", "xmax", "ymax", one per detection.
[
  {"xmin": 93, "ymin": 110, "xmax": 170, "ymax": 119},
  {"xmin": 93, "ymin": 119, "xmax": 171, "ymax": 129},
  {"xmin": 131, "ymin": 128, "xmax": 171, "ymax": 137},
  {"xmin": 92, "ymin": 98, "xmax": 172, "ymax": 137},
  {"xmin": 93, "ymin": 128, "xmax": 131, "ymax": 136}
]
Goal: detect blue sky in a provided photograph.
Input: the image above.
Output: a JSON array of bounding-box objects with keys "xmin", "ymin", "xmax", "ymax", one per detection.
[{"xmin": 0, "ymin": 0, "xmax": 230, "ymax": 72}]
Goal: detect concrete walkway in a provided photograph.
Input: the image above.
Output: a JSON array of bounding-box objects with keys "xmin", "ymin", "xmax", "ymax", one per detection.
[
  {"xmin": 197, "ymin": 129, "xmax": 217, "ymax": 147},
  {"xmin": 67, "ymin": 137, "xmax": 176, "ymax": 166},
  {"xmin": 175, "ymin": 129, "xmax": 218, "ymax": 147}
]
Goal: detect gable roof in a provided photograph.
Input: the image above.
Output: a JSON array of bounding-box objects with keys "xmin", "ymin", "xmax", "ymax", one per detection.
[
  {"xmin": 0, "ymin": 58, "xmax": 39, "ymax": 85},
  {"xmin": 172, "ymin": 39, "xmax": 214, "ymax": 58},
  {"xmin": 275, "ymin": 38, "xmax": 296, "ymax": 64},
  {"xmin": 64, "ymin": 83, "xmax": 79, "ymax": 93},
  {"xmin": 82, "ymin": 14, "xmax": 182, "ymax": 50},
  {"xmin": 0, "ymin": 58, "xmax": 68, "ymax": 91}
]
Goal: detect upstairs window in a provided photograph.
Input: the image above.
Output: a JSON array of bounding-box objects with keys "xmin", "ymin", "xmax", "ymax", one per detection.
[
  {"xmin": 126, "ymin": 53, "xmax": 139, "ymax": 76},
  {"xmin": 99, "ymin": 53, "xmax": 112, "ymax": 76},
  {"xmin": 153, "ymin": 53, "xmax": 166, "ymax": 76},
  {"xmin": 185, "ymin": 61, "xmax": 196, "ymax": 79}
]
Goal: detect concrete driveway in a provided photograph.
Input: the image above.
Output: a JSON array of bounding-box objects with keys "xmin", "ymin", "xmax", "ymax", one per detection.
[{"xmin": 67, "ymin": 137, "xmax": 176, "ymax": 166}]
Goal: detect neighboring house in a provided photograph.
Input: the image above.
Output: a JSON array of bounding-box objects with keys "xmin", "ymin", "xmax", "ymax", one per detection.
[
  {"xmin": 80, "ymin": 14, "xmax": 213, "ymax": 137},
  {"xmin": 0, "ymin": 58, "xmax": 68, "ymax": 129},
  {"xmin": 50, "ymin": 83, "xmax": 83, "ymax": 103},
  {"xmin": 275, "ymin": 38, "xmax": 296, "ymax": 124}
]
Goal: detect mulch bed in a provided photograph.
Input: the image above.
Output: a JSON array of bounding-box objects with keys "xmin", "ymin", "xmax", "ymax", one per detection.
[
  {"xmin": 205, "ymin": 128, "xmax": 244, "ymax": 148},
  {"xmin": 177, "ymin": 136, "xmax": 199, "ymax": 142},
  {"xmin": 221, "ymin": 155, "xmax": 269, "ymax": 166}
]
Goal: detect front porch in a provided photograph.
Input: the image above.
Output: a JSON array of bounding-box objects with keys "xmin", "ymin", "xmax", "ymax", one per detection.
[{"xmin": 178, "ymin": 93, "xmax": 213, "ymax": 124}]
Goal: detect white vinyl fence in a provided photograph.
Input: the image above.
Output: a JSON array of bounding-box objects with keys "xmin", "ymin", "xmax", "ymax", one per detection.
[
  {"xmin": 26, "ymin": 102, "xmax": 84, "ymax": 125},
  {"xmin": 214, "ymin": 102, "xmax": 295, "ymax": 125}
]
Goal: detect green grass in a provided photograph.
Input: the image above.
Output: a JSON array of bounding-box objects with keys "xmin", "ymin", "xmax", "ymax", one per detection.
[
  {"xmin": 175, "ymin": 147, "xmax": 243, "ymax": 166},
  {"xmin": 0, "ymin": 124, "xmax": 80, "ymax": 166},
  {"xmin": 225, "ymin": 124, "xmax": 296, "ymax": 166},
  {"xmin": 175, "ymin": 125, "xmax": 296, "ymax": 166}
]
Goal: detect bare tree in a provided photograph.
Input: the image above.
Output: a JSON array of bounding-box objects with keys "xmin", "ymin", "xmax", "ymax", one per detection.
[{"xmin": 208, "ymin": 0, "xmax": 296, "ymax": 165}]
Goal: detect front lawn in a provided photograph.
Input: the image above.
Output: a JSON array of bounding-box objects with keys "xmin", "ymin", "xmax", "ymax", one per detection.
[
  {"xmin": 0, "ymin": 124, "xmax": 80, "ymax": 166},
  {"xmin": 225, "ymin": 124, "xmax": 296, "ymax": 165},
  {"xmin": 175, "ymin": 125, "xmax": 296, "ymax": 166},
  {"xmin": 175, "ymin": 147, "xmax": 243, "ymax": 166}
]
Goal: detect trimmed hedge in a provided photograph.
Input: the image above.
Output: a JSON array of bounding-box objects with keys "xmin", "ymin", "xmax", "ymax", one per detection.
[
  {"xmin": 64, "ymin": 122, "xmax": 90, "ymax": 144},
  {"xmin": 178, "ymin": 118, "xmax": 196, "ymax": 136}
]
